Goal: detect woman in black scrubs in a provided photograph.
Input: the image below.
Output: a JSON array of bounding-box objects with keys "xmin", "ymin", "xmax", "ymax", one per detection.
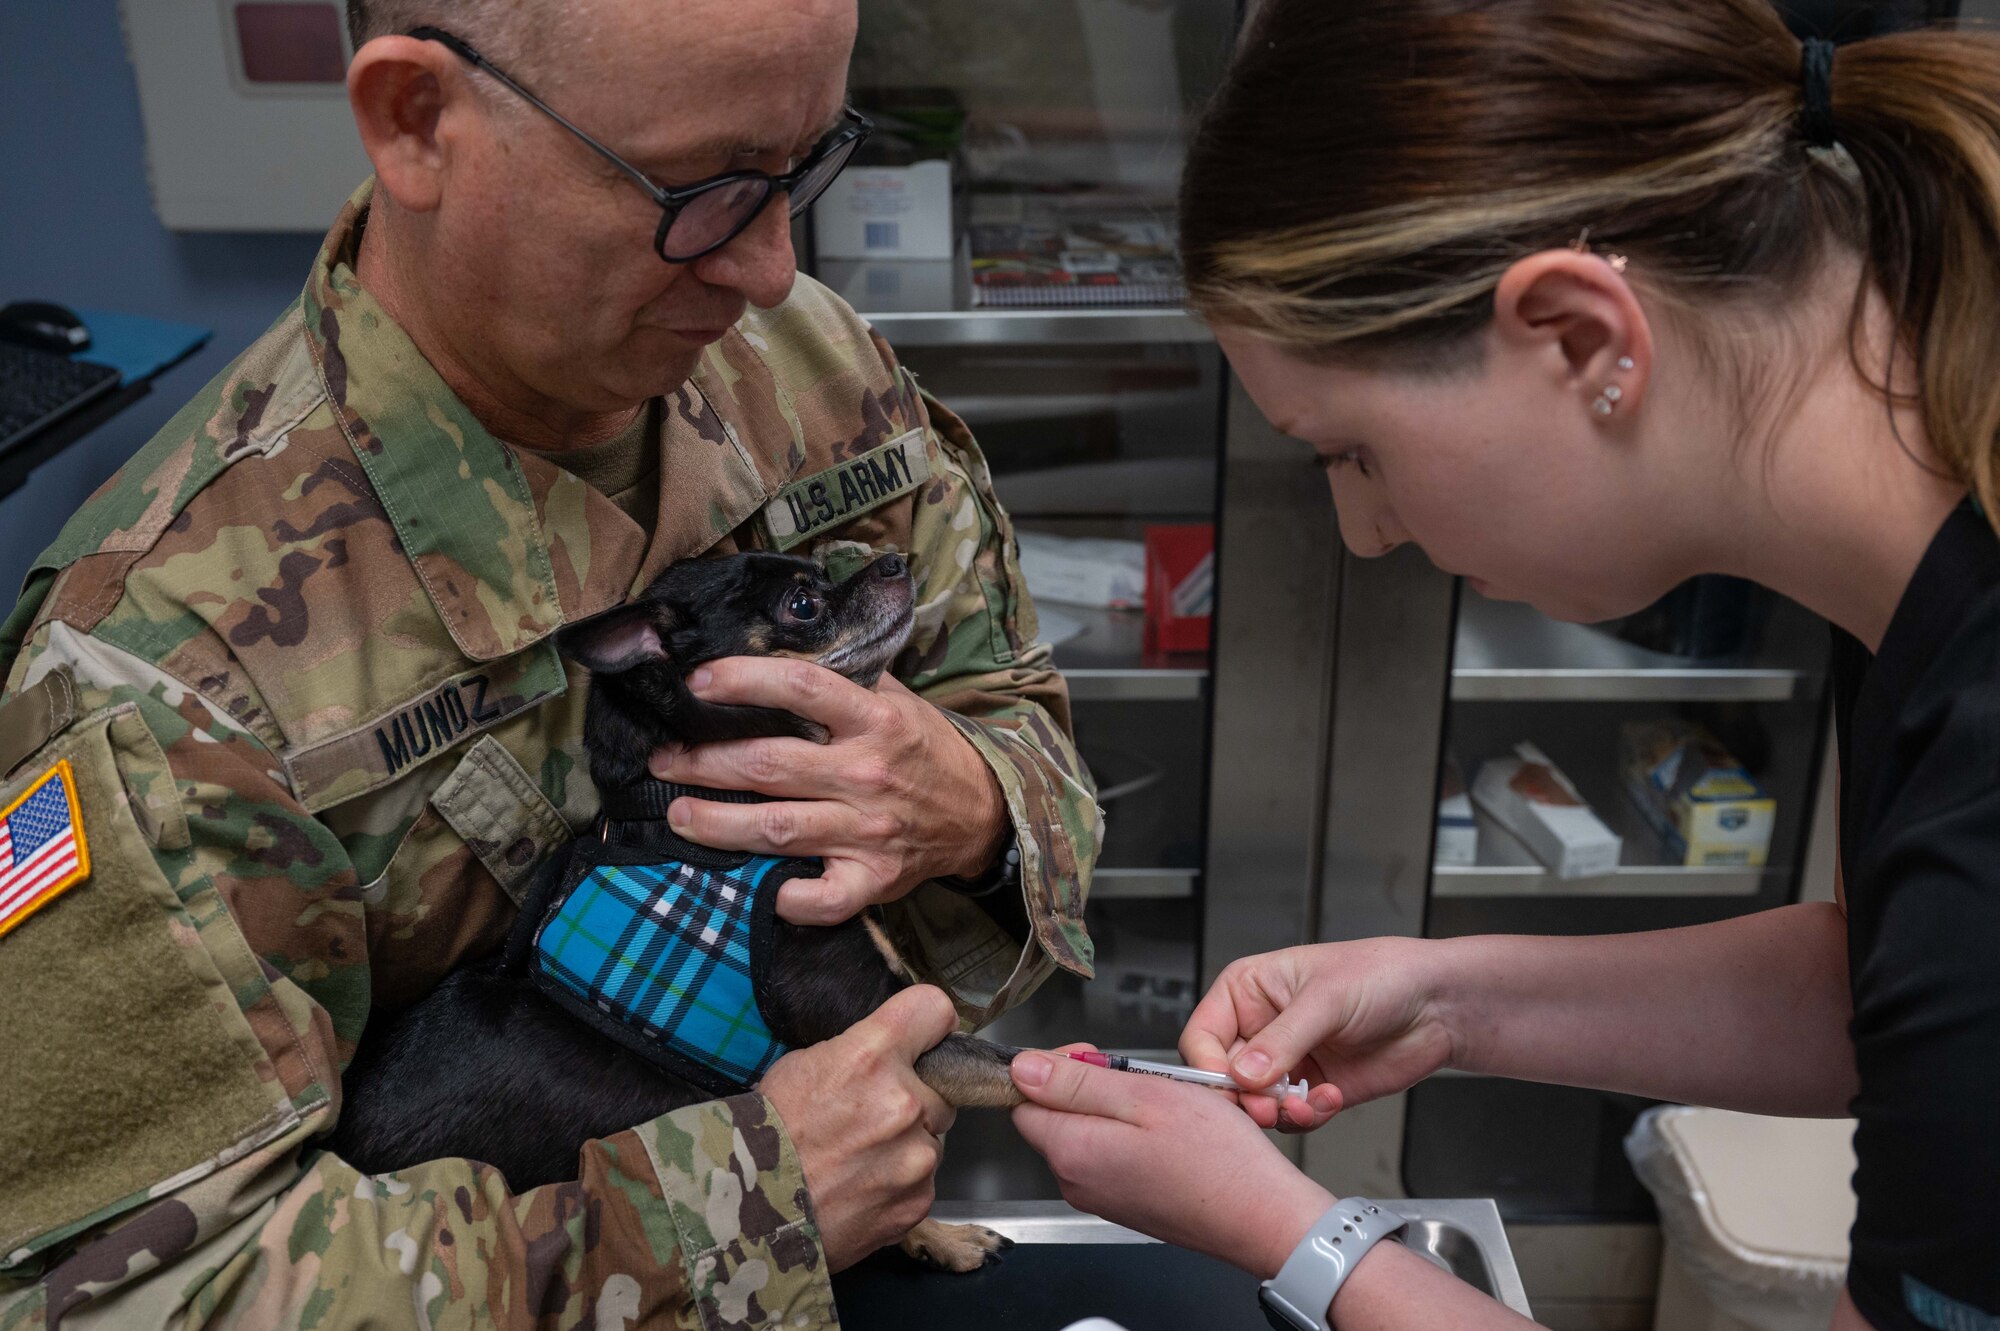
[{"xmin": 1008, "ymin": 3, "xmax": 2000, "ymax": 1328}]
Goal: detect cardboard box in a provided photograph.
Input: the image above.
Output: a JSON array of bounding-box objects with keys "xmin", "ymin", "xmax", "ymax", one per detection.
[
  {"xmin": 1621, "ymin": 722, "xmax": 1776, "ymax": 867},
  {"xmin": 1472, "ymin": 743, "xmax": 1622, "ymax": 879},
  {"xmin": 1143, "ymin": 524, "xmax": 1214, "ymax": 655},
  {"xmin": 812, "ymin": 160, "xmax": 955, "ymax": 260},
  {"xmin": 1435, "ymin": 756, "xmax": 1479, "ymax": 867}
]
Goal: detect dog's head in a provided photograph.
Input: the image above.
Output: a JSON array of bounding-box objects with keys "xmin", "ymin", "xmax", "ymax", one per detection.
[{"xmin": 563, "ymin": 551, "xmax": 915, "ymax": 788}]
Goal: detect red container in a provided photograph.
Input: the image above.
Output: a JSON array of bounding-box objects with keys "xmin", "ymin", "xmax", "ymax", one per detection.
[{"xmin": 1143, "ymin": 524, "xmax": 1215, "ymax": 656}]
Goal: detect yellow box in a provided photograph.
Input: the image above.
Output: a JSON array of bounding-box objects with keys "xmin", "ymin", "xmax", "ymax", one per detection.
[{"xmin": 1621, "ymin": 722, "xmax": 1776, "ymax": 868}]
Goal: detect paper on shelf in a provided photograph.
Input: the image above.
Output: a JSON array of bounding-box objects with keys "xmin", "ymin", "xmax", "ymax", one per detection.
[{"xmin": 1017, "ymin": 531, "xmax": 1146, "ymax": 609}]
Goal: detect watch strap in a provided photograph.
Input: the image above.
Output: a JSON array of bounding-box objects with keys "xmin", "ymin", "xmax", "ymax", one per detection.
[
  {"xmin": 937, "ymin": 840, "xmax": 1020, "ymax": 898},
  {"xmin": 1259, "ymin": 1198, "xmax": 1408, "ymax": 1331}
]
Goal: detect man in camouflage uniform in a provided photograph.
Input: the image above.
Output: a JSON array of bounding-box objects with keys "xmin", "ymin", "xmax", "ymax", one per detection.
[{"xmin": 0, "ymin": 0, "xmax": 1099, "ymax": 1326}]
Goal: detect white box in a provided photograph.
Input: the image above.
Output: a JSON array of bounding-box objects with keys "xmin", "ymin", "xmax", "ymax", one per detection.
[
  {"xmin": 813, "ymin": 161, "xmax": 955, "ymax": 260},
  {"xmin": 1434, "ymin": 757, "xmax": 1479, "ymax": 867},
  {"xmin": 817, "ymin": 258, "xmax": 959, "ymax": 312},
  {"xmin": 1472, "ymin": 743, "xmax": 1622, "ymax": 879}
]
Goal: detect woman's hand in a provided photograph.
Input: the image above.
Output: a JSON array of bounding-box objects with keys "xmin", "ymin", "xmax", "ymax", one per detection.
[
  {"xmin": 1181, "ymin": 938, "xmax": 1457, "ymax": 1132},
  {"xmin": 1010, "ymin": 1050, "xmax": 1338, "ymax": 1280}
]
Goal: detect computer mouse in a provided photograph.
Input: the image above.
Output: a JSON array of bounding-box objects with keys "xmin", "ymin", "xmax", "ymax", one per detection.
[{"xmin": 0, "ymin": 301, "xmax": 91, "ymax": 354}]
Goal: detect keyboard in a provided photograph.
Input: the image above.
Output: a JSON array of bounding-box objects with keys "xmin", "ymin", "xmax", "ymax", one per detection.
[{"xmin": 0, "ymin": 342, "xmax": 122, "ymax": 456}]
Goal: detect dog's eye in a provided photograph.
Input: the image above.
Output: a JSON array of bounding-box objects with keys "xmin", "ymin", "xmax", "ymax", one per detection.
[{"xmin": 785, "ymin": 588, "xmax": 823, "ymax": 622}]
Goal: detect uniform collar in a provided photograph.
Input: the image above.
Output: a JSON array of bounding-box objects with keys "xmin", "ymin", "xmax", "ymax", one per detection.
[
  {"xmin": 299, "ymin": 180, "xmax": 802, "ymax": 662},
  {"xmin": 1865, "ymin": 499, "xmax": 2000, "ymax": 715}
]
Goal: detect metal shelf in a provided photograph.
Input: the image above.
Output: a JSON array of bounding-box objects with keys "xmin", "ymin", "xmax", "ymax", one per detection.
[
  {"xmin": 1433, "ymin": 864, "xmax": 1766, "ymax": 898},
  {"xmin": 1432, "ymin": 806, "xmax": 1774, "ymax": 898},
  {"xmin": 1452, "ymin": 594, "xmax": 1806, "ymax": 702},
  {"xmin": 860, "ymin": 307, "xmax": 1209, "ymax": 348},
  {"xmin": 1065, "ymin": 669, "xmax": 1205, "ymax": 701},
  {"xmin": 1049, "ymin": 604, "xmax": 1208, "ymax": 701},
  {"xmin": 1091, "ymin": 868, "xmax": 1199, "ymax": 898}
]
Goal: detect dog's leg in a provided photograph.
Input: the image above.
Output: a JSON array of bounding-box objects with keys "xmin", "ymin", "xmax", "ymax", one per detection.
[
  {"xmin": 914, "ymin": 1032, "xmax": 1026, "ymax": 1108},
  {"xmin": 899, "ymin": 1216, "xmax": 1013, "ymax": 1272},
  {"xmin": 897, "ymin": 1035, "xmax": 1028, "ymax": 1273},
  {"xmin": 854, "ymin": 914, "xmax": 1026, "ymax": 1109}
]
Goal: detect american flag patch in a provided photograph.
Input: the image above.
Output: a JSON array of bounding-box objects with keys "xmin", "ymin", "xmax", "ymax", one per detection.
[{"xmin": 0, "ymin": 761, "xmax": 90, "ymax": 940}]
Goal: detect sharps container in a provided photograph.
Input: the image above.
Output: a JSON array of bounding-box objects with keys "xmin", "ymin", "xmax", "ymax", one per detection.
[{"xmin": 1625, "ymin": 1106, "xmax": 1855, "ymax": 1331}]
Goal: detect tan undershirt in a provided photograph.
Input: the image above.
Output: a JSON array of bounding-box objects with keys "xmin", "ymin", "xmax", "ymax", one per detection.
[{"xmin": 516, "ymin": 400, "xmax": 661, "ymax": 536}]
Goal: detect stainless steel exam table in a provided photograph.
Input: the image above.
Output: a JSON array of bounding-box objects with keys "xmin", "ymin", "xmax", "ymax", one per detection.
[{"xmin": 829, "ymin": 1198, "xmax": 1533, "ymax": 1327}]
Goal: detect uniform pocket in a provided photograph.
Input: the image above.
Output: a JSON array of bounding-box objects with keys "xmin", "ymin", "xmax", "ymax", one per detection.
[
  {"xmin": 0, "ymin": 708, "xmax": 299, "ymax": 1270},
  {"xmin": 429, "ymin": 734, "xmax": 574, "ymax": 905}
]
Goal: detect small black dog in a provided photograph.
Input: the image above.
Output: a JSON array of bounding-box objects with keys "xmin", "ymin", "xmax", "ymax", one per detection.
[{"xmin": 330, "ymin": 551, "xmax": 1023, "ymax": 1271}]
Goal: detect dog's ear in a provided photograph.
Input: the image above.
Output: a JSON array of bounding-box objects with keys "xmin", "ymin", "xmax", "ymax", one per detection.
[{"xmin": 562, "ymin": 605, "xmax": 672, "ymax": 676}]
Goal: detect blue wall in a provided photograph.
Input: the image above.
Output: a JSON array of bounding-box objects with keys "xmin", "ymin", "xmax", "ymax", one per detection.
[{"xmin": 0, "ymin": 2, "xmax": 325, "ymax": 596}]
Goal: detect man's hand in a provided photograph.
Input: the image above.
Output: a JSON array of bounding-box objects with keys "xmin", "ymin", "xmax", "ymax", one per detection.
[
  {"xmin": 759, "ymin": 986, "xmax": 960, "ymax": 1271},
  {"xmin": 650, "ymin": 659, "xmax": 1008, "ymax": 925}
]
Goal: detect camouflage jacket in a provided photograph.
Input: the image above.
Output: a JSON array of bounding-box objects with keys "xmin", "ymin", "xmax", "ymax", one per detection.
[{"xmin": 0, "ymin": 183, "xmax": 1098, "ymax": 1331}]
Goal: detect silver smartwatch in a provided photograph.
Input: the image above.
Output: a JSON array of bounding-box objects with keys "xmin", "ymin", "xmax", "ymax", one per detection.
[{"xmin": 1258, "ymin": 1198, "xmax": 1408, "ymax": 1331}]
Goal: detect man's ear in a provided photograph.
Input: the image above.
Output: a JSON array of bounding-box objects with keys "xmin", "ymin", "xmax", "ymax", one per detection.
[
  {"xmin": 563, "ymin": 606, "xmax": 671, "ymax": 675},
  {"xmin": 346, "ymin": 35, "xmax": 464, "ymax": 213}
]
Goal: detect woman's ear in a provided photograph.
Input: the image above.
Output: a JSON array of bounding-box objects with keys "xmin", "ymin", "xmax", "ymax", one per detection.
[
  {"xmin": 1492, "ymin": 249, "xmax": 1655, "ymax": 417},
  {"xmin": 563, "ymin": 605, "xmax": 671, "ymax": 675},
  {"xmin": 346, "ymin": 35, "xmax": 464, "ymax": 213}
]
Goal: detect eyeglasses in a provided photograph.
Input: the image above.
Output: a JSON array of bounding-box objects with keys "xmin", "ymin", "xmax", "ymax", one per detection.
[{"xmin": 408, "ymin": 26, "xmax": 871, "ymax": 263}]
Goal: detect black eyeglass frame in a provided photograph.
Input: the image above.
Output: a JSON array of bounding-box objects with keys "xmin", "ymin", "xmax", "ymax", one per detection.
[{"xmin": 407, "ymin": 25, "xmax": 872, "ymax": 263}]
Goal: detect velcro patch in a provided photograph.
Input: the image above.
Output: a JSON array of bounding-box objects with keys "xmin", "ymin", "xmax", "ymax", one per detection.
[
  {"xmin": 0, "ymin": 761, "xmax": 90, "ymax": 941},
  {"xmin": 762, "ymin": 428, "xmax": 931, "ymax": 551}
]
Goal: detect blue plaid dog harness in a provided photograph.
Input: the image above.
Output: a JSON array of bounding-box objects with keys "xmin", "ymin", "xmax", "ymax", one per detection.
[{"xmin": 510, "ymin": 783, "xmax": 814, "ymax": 1096}]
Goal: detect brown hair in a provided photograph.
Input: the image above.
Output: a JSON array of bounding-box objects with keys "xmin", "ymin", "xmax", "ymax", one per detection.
[{"xmin": 1180, "ymin": 1, "xmax": 2000, "ymax": 516}]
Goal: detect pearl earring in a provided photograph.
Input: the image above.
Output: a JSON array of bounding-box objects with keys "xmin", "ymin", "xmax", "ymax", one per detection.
[{"xmin": 1617, "ymin": 356, "xmax": 1635, "ymax": 371}]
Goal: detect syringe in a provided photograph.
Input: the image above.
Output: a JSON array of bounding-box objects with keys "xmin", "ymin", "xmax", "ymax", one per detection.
[{"xmin": 1059, "ymin": 1050, "xmax": 1309, "ymax": 1101}]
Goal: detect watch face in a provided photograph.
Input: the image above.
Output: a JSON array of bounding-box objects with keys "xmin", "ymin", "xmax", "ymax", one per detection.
[{"xmin": 1258, "ymin": 1286, "xmax": 1311, "ymax": 1331}]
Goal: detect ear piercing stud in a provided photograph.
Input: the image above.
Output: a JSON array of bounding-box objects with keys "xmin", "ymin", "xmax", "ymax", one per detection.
[
  {"xmin": 1569, "ymin": 229, "xmax": 1629, "ymax": 273},
  {"xmin": 1592, "ymin": 356, "xmax": 1637, "ymax": 415}
]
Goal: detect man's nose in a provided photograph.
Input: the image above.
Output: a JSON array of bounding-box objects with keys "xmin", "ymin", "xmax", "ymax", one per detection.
[{"xmin": 691, "ymin": 198, "xmax": 797, "ymax": 309}]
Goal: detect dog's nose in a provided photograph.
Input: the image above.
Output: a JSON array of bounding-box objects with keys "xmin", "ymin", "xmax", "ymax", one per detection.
[{"xmin": 872, "ymin": 554, "xmax": 907, "ymax": 579}]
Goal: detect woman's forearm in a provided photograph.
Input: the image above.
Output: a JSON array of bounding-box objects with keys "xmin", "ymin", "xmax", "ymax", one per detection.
[
  {"xmin": 1433, "ymin": 902, "xmax": 1857, "ymax": 1116},
  {"xmin": 1330, "ymin": 1239, "xmax": 1542, "ymax": 1330}
]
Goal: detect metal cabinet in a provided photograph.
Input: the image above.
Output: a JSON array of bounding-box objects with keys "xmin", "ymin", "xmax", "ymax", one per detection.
[
  {"xmin": 813, "ymin": 0, "xmax": 1306, "ymax": 1201},
  {"xmin": 822, "ymin": 0, "xmax": 1842, "ymax": 1241}
]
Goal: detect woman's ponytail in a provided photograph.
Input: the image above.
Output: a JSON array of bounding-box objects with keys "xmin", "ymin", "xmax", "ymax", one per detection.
[{"xmin": 1831, "ymin": 31, "xmax": 2000, "ymax": 517}]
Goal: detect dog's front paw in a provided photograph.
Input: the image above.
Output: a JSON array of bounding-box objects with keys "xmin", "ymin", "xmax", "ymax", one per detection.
[{"xmin": 899, "ymin": 1218, "xmax": 1013, "ymax": 1273}]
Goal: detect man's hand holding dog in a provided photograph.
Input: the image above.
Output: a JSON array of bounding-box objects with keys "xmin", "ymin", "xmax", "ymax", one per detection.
[
  {"xmin": 650, "ymin": 658, "xmax": 1010, "ymax": 925},
  {"xmin": 759, "ymin": 985, "xmax": 960, "ymax": 1270}
]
